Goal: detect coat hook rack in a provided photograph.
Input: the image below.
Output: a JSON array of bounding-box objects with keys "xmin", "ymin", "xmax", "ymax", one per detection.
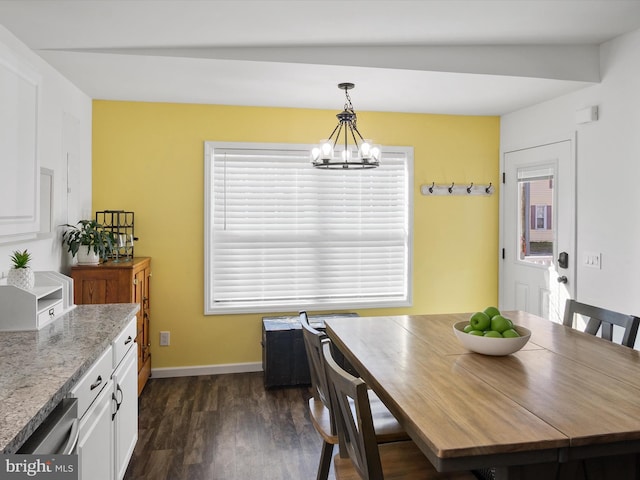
[{"xmin": 420, "ymin": 182, "xmax": 494, "ymax": 196}]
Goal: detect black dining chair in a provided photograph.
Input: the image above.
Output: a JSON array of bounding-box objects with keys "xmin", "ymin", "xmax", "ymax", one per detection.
[
  {"xmin": 299, "ymin": 311, "xmax": 409, "ymax": 480},
  {"xmin": 562, "ymin": 299, "xmax": 640, "ymax": 348},
  {"xmin": 321, "ymin": 341, "xmax": 477, "ymax": 480}
]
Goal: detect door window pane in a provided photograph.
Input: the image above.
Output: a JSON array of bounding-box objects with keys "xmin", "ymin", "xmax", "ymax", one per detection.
[{"xmin": 517, "ymin": 167, "xmax": 554, "ymax": 265}]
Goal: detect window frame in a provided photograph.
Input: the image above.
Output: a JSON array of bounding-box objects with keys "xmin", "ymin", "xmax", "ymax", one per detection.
[{"xmin": 204, "ymin": 141, "xmax": 414, "ymax": 315}]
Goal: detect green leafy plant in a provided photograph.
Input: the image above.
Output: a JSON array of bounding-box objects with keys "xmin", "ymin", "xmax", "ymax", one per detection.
[
  {"xmin": 62, "ymin": 220, "xmax": 115, "ymax": 261},
  {"xmin": 10, "ymin": 249, "xmax": 32, "ymax": 269}
]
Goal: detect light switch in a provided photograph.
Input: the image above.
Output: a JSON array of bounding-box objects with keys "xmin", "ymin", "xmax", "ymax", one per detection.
[{"xmin": 584, "ymin": 252, "xmax": 601, "ymax": 269}]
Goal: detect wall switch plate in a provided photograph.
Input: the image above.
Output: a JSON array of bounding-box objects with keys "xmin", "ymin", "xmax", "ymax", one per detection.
[
  {"xmin": 160, "ymin": 331, "xmax": 170, "ymax": 346},
  {"xmin": 584, "ymin": 252, "xmax": 601, "ymax": 269}
]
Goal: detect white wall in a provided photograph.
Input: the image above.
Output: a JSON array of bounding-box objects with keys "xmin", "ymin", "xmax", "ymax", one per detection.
[
  {"xmin": 0, "ymin": 25, "xmax": 92, "ymax": 276},
  {"xmin": 501, "ymin": 27, "xmax": 640, "ymax": 318}
]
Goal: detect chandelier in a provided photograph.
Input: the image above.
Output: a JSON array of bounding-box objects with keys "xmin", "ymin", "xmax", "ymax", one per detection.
[{"xmin": 311, "ymin": 83, "xmax": 381, "ymax": 169}]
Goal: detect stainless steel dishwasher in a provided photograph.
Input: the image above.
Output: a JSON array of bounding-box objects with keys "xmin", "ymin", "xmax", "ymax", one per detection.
[{"xmin": 17, "ymin": 398, "xmax": 79, "ymax": 454}]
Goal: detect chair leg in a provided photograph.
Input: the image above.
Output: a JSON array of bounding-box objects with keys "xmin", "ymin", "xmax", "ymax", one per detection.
[{"xmin": 316, "ymin": 441, "xmax": 334, "ymax": 480}]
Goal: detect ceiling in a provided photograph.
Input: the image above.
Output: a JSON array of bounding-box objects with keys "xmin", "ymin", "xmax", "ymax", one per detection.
[{"xmin": 1, "ymin": 0, "xmax": 640, "ymax": 115}]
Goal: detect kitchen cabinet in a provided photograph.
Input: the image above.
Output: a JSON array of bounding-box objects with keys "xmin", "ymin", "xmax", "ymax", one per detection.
[
  {"xmin": 72, "ymin": 345, "xmax": 114, "ymax": 480},
  {"xmin": 71, "ymin": 257, "xmax": 152, "ymax": 395},
  {"xmin": 76, "ymin": 374, "xmax": 114, "ymax": 480},
  {"xmin": 0, "ymin": 50, "xmax": 40, "ymax": 242},
  {"xmin": 70, "ymin": 315, "xmax": 138, "ymax": 480},
  {"xmin": 112, "ymin": 321, "xmax": 138, "ymax": 480}
]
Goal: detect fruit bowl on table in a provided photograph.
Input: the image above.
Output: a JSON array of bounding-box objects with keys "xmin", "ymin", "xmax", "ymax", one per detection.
[{"xmin": 453, "ymin": 321, "xmax": 531, "ymax": 356}]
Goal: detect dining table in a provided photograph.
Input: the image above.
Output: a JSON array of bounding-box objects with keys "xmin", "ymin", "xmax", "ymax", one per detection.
[{"xmin": 324, "ymin": 311, "xmax": 640, "ymax": 480}]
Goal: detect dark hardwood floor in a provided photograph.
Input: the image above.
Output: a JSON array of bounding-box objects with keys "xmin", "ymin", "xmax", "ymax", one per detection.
[{"xmin": 124, "ymin": 372, "xmax": 335, "ymax": 480}]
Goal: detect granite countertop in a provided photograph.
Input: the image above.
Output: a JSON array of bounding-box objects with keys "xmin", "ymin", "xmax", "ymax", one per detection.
[{"xmin": 0, "ymin": 303, "xmax": 140, "ymax": 453}]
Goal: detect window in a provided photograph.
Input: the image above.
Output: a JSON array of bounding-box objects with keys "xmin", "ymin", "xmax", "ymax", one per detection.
[
  {"xmin": 534, "ymin": 205, "xmax": 550, "ymax": 230},
  {"xmin": 204, "ymin": 142, "xmax": 413, "ymax": 314},
  {"xmin": 517, "ymin": 165, "xmax": 555, "ymax": 263}
]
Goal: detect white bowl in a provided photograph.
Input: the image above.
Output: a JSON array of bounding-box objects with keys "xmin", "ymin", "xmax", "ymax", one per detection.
[{"xmin": 453, "ymin": 321, "xmax": 531, "ymax": 356}]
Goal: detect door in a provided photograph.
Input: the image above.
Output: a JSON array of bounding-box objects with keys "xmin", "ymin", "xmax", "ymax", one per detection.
[
  {"xmin": 501, "ymin": 140, "xmax": 575, "ymax": 323},
  {"xmin": 77, "ymin": 378, "xmax": 114, "ymax": 480},
  {"xmin": 113, "ymin": 347, "xmax": 138, "ymax": 480}
]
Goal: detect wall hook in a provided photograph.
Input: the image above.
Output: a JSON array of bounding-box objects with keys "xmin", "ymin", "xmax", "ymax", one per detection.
[{"xmin": 420, "ymin": 181, "xmax": 493, "ymax": 196}]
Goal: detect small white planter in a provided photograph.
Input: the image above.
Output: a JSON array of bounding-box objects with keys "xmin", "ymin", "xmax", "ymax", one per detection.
[
  {"xmin": 77, "ymin": 247, "xmax": 100, "ymax": 265},
  {"xmin": 7, "ymin": 267, "xmax": 35, "ymax": 290}
]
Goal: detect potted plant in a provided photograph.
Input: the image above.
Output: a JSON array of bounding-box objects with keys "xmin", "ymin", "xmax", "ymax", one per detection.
[
  {"xmin": 7, "ymin": 249, "xmax": 35, "ymax": 290},
  {"xmin": 62, "ymin": 220, "xmax": 115, "ymax": 265}
]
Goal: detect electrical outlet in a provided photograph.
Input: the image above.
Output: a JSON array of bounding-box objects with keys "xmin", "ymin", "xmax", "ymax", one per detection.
[{"xmin": 160, "ymin": 331, "xmax": 170, "ymax": 346}]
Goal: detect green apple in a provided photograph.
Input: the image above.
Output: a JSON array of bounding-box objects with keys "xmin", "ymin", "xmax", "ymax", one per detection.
[
  {"xmin": 502, "ymin": 328, "xmax": 520, "ymax": 338},
  {"xmin": 468, "ymin": 330, "xmax": 485, "ymax": 336},
  {"xmin": 490, "ymin": 315, "xmax": 512, "ymax": 333},
  {"xmin": 484, "ymin": 330, "xmax": 503, "ymax": 338},
  {"xmin": 463, "ymin": 324, "xmax": 475, "ymax": 333},
  {"xmin": 469, "ymin": 311, "xmax": 491, "ymax": 331},
  {"xmin": 483, "ymin": 306, "xmax": 501, "ymax": 319}
]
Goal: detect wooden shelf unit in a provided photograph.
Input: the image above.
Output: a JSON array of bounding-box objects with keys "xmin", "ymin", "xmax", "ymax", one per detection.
[{"xmin": 71, "ymin": 257, "xmax": 152, "ymax": 395}]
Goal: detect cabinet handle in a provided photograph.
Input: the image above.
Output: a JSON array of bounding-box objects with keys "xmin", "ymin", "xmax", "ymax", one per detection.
[
  {"xmin": 111, "ymin": 385, "xmax": 124, "ymax": 420},
  {"xmin": 133, "ymin": 279, "xmax": 138, "ymax": 285},
  {"xmin": 111, "ymin": 392, "xmax": 119, "ymax": 420},
  {"xmin": 90, "ymin": 375, "xmax": 102, "ymax": 391},
  {"xmin": 124, "ymin": 336, "xmax": 133, "ymax": 345},
  {"xmin": 116, "ymin": 384, "xmax": 123, "ymax": 407},
  {"xmin": 48, "ymin": 308, "xmax": 55, "ymax": 317}
]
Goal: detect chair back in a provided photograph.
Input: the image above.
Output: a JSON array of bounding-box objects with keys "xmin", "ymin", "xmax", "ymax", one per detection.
[
  {"xmin": 563, "ymin": 299, "xmax": 640, "ymax": 347},
  {"xmin": 300, "ymin": 312, "xmax": 335, "ymax": 427},
  {"xmin": 322, "ymin": 342, "xmax": 384, "ymax": 480}
]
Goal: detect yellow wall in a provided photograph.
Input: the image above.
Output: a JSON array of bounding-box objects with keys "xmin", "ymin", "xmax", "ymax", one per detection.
[{"xmin": 92, "ymin": 101, "xmax": 500, "ymax": 369}]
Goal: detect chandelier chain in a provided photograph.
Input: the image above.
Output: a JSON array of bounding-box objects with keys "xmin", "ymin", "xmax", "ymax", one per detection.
[
  {"xmin": 344, "ymin": 89, "xmax": 354, "ymax": 111},
  {"xmin": 343, "ymin": 89, "xmax": 357, "ymax": 129}
]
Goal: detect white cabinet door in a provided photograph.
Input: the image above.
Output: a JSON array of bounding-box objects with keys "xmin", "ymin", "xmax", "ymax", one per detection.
[
  {"xmin": 112, "ymin": 347, "xmax": 138, "ymax": 480},
  {"xmin": 0, "ymin": 46, "xmax": 40, "ymax": 241},
  {"xmin": 77, "ymin": 378, "xmax": 114, "ymax": 480}
]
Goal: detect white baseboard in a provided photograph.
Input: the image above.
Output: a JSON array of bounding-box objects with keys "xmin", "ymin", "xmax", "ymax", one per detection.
[{"xmin": 151, "ymin": 362, "xmax": 263, "ymax": 379}]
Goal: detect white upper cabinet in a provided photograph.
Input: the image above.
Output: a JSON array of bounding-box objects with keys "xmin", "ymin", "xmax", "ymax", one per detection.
[{"xmin": 0, "ymin": 43, "xmax": 41, "ymax": 241}]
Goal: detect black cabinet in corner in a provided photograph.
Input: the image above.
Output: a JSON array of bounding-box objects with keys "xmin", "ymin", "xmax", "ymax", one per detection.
[{"xmin": 261, "ymin": 313, "xmax": 358, "ymax": 389}]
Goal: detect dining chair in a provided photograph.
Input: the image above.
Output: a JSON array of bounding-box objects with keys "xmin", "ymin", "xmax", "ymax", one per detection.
[
  {"xmin": 321, "ymin": 341, "xmax": 477, "ymax": 480},
  {"xmin": 562, "ymin": 299, "xmax": 640, "ymax": 348},
  {"xmin": 299, "ymin": 311, "xmax": 409, "ymax": 480}
]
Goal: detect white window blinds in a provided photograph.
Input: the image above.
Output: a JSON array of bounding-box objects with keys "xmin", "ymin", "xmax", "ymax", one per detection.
[{"xmin": 204, "ymin": 142, "xmax": 413, "ymax": 314}]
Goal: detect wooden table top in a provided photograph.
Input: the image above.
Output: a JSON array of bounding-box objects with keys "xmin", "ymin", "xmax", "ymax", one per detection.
[{"xmin": 324, "ymin": 311, "xmax": 640, "ymax": 471}]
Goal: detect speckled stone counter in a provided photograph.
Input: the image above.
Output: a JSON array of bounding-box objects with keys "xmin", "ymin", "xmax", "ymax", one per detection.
[{"xmin": 0, "ymin": 303, "xmax": 139, "ymax": 453}]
